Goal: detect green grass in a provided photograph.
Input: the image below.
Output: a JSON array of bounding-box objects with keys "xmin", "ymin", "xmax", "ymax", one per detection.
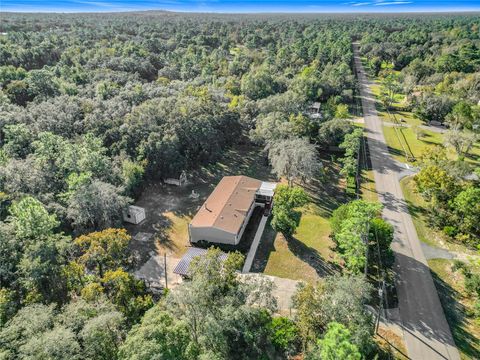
[
  {"xmin": 428, "ymin": 259, "xmax": 480, "ymax": 360},
  {"xmin": 262, "ymin": 203, "xmax": 337, "ymax": 283},
  {"xmin": 378, "ymin": 110, "xmax": 423, "ymax": 127},
  {"xmin": 382, "ymin": 125, "xmax": 444, "ymax": 163},
  {"xmin": 383, "ymin": 124, "xmax": 480, "ymax": 165},
  {"xmin": 360, "ymin": 169, "xmax": 378, "ymax": 202},
  {"xmin": 258, "ymin": 159, "xmax": 346, "ymax": 283}
]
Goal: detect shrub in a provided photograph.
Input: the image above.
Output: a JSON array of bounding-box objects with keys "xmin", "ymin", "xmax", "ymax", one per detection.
[
  {"xmin": 443, "ymin": 226, "xmax": 458, "ymax": 237},
  {"xmin": 269, "ymin": 317, "xmax": 300, "ymax": 356}
]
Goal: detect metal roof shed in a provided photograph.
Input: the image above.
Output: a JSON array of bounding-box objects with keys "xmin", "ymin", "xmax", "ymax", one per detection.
[{"xmin": 173, "ymin": 247, "xmax": 228, "ymax": 277}]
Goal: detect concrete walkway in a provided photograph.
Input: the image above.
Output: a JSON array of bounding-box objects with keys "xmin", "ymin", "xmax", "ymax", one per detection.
[
  {"xmin": 239, "ymin": 273, "xmax": 300, "ymax": 312},
  {"xmin": 242, "ymin": 215, "xmax": 268, "ymax": 273},
  {"xmin": 353, "ymin": 43, "xmax": 460, "ymax": 360},
  {"xmin": 134, "ymin": 252, "xmax": 183, "ymax": 289}
]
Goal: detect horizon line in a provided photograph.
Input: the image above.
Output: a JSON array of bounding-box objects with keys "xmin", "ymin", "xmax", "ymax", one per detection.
[{"xmin": 2, "ymin": 9, "xmax": 480, "ymax": 14}]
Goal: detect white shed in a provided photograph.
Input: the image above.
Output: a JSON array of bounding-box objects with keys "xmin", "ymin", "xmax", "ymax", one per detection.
[{"xmin": 123, "ymin": 205, "xmax": 146, "ymax": 224}]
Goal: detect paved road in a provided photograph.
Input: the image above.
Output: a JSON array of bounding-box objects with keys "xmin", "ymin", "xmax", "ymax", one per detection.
[{"xmin": 352, "ymin": 43, "xmax": 460, "ymax": 360}]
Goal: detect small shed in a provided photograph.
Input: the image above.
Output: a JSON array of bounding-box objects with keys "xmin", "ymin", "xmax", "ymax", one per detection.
[
  {"xmin": 309, "ymin": 102, "xmax": 321, "ymax": 113},
  {"xmin": 173, "ymin": 247, "xmax": 228, "ymax": 278},
  {"xmin": 123, "ymin": 205, "xmax": 146, "ymax": 224}
]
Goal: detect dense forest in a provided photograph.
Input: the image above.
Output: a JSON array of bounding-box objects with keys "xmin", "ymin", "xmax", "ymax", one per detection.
[{"xmin": 0, "ymin": 11, "xmax": 479, "ymax": 359}]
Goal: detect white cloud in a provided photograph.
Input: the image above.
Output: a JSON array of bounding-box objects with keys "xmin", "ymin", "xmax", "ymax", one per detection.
[
  {"xmin": 351, "ymin": 2, "xmax": 371, "ymax": 6},
  {"xmin": 374, "ymin": 1, "xmax": 412, "ymax": 4}
]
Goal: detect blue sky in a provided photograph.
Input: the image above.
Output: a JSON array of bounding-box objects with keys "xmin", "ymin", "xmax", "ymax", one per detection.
[{"xmin": 1, "ymin": 0, "xmax": 479, "ymax": 13}]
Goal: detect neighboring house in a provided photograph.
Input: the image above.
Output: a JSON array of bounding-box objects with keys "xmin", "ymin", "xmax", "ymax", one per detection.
[{"xmin": 189, "ymin": 175, "xmax": 276, "ymax": 246}]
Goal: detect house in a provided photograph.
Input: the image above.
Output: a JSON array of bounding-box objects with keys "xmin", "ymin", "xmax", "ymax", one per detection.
[{"xmin": 188, "ymin": 175, "xmax": 276, "ymax": 246}]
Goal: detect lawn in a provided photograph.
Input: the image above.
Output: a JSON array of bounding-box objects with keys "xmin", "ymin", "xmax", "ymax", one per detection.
[
  {"xmin": 428, "ymin": 259, "xmax": 480, "ymax": 360},
  {"xmin": 256, "ymin": 203, "xmax": 338, "ymax": 283},
  {"xmin": 378, "ymin": 110, "xmax": 423, "ymax": 127},
  {"xmin": 252, "ymin": 159, "xmax": 346, "ymax": 283},
  {"xmin": 382, "ymin": 125, "xmax": 444, "ymax": 164}
]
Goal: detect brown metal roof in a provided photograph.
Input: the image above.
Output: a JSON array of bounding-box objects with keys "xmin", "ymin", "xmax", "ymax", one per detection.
[{"xmin": 190, "ymin": 176, "xmax": 262, "ymax": 234}]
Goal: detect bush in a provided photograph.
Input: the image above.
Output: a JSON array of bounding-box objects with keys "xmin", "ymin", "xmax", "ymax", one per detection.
[
  {"xmin": 452, "ymin": 260, "xmax": 467, "ymax": 273},
  {"xmin": 443, "ymin": 226, "xmax": 458, "ymax": 237},
  {"xmin": 464, "ymin": 273, "xmax": 480, "ymax": 297},
  {"xmin": 269, "ymin": 317, "xmax": 300, "ymax": 356}
]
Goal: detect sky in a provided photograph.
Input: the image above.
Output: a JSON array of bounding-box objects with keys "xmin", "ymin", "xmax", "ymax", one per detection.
[{"xmin": 1, "ymin": 0, "xmax": 479, "ymax": 13}]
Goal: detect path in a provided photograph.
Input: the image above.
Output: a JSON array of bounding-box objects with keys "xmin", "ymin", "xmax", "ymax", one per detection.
[
  {"xmin": 353, "ymin": 43, "xmax": 460, "ymax": 360},
  {"xmin": 242, "ymin": 214, "xmax": 268, "ymax": 273},
  {"xmin": 239, "ymin": 273, "xmax": 299, "ymax": 312}
]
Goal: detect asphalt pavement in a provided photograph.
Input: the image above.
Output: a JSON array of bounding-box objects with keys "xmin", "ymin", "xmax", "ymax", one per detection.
[{"xmin": 352, "ymin": 43, "xmax": 460, "ymax": 360}]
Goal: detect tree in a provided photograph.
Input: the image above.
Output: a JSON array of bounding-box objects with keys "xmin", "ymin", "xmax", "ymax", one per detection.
[
  {"xmin": 0, "ymin": 223, "xmax": 21, "ymax": 287},
  {"xmin": 9, "ymin": 196, "xmax": 59, "ymax": 240},
  {"xmin": 268, "ymin": 138, "xmax": 320, "ymax": 186},
  {"xmin": 289, "ymin": 113, "xmax": 316, "ymax": 139},
  {"xmin": 241, "ymin": 68, "xmax": 277, "ymax": 100},
  {"xmin": 453, "ymin": 187, "xmax": 480, "ymax": 242},
  {"xmin": 444, "ymin": 128, "xmax": 477, "ymax": 157},
  {"xmin": 292, "ymin": 275, "xmax": 373, "ymax": 354},
  {"xmin": 316, "ymin": 275, "xmax": 373, "ymax": 353},
  {"xmin": 67, "ymin": 180, "xmax": 131, "ymax": 233},
  {"xmin": 2, "ymin": 124, "xmax": 34, "ymax": 158},
  {"xmin": 165, "ymin": 248, "xmax": 276, "ymax": 359},
  {"xmin": 307, "ymin": 322, "xmax": 361, "ymax": 360},
  {"xmin": 0, "ymin": 303, "xmax": 56, "ymax": 357},
  {"xmin": 339, "ymin": 128, "xmax": 362, "ymax": 179},
  {"xmin": 18, "ymin": 233, "xmax": 71, "ymax": 303},
  {"xmin": 0, "ymin": 288, "xmax": 16, "ymax": 327},
  {"xmin": 250, "ymin": 112, "xmax": 294, "ymax": 145},
  {"xmin": 414, "ymin": 164, "xmax": 458, "ymax": 205},
  {"xmin": 411, "ymin": 125, "xmax": 426, "ymax": 140},
  {"xmin": 446, "ymin": 102, "xmax": 473, "ymax": 129},
  {"xmin": 379, "ymin": 71, "xmax": 401, "ymax": 109},
  {"xmin": 317, "ymin": 119, "xmax": 354, "ymax": 149},
  {"xmin": 119, "ymin": 306, "xmax": 193, "ymax": 360},
  {"xmin": 413, "ymin": 94, "xmax": 454, "ymax": 124},
  {"xmin": 74, "ymin": 228, "xmax": 132, "ymax": 278},
  {"xmin": 271, "ymin": 185, "xmax": 308, "ymax": 237},
  {"xmin": 330, "ymin": 200, "xmax": 382, "ymax": 273},
  {"xmin": 369, "ymin": 218, "xmax": 394, "ymax": 268},
  {"xmin": 101, "ymin": 269, "xmax": 153, "ymax": 324},
  {"xmin": 334, "ymin": 104, "xmax": 350, "ymax": 119},
  {"xmin": 269, "ymin": 317, "xmax": 300, "ymax": 356},
  {"xmin": 291, "ymin": 282, "xmax": 321, "ymax": 350},
  {"xmin": 121, "ymin": 158, "xmax": 145, "ymax": 196},
  {"xmin": 19, "ymin": 326, "xmax": 81, "ymax": 360},
  {"xmin": 80, "ymin": 309, "xmax": 126, "ymax": 360}
]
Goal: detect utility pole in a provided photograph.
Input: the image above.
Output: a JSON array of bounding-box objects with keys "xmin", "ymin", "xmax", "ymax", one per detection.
[
  {"xmin": 376, "ymin": 278, "xmax": 386, "ymax": 334},
  {"xmin": 364, "ymin": 221, "xmax": 370, "ymax": 277},
  {"xmin": 164, "ymin": 253, "xmax": 168, "ymax": 289}
]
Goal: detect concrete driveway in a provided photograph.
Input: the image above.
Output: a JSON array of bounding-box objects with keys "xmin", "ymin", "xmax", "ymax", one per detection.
[{"xmin": 353, "ymin": 43, "xmax": 460, "ymax": 360}]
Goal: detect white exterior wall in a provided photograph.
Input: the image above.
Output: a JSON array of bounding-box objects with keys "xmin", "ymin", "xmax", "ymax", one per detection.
[{"xmin": 189, "ymin": 225, "xmax": 237, "ymax": 245}]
